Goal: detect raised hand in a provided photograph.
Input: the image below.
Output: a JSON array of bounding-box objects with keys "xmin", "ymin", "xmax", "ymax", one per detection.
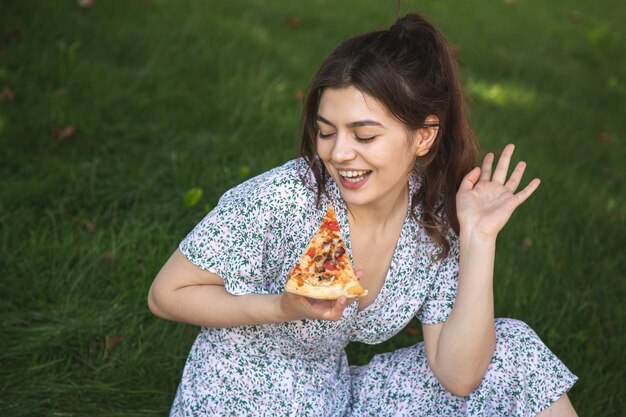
[{"xmin": 456, "ymin": 144, "xmax": 541, "ymax": 240}]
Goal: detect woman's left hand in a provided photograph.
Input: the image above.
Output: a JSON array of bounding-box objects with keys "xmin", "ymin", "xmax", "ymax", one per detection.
[{"xmin": 456, "ymin": 144, "xmax": 541, "ymax": 240}]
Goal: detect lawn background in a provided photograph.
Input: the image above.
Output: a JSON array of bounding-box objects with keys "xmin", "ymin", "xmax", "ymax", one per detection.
[{"xmin": 0, "ymin": 0, "xmax": 624, "ymax": 416}]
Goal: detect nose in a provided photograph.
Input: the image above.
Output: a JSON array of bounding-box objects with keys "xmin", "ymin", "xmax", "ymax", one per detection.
[{"xmin": 330, "ymin": 132, "xmax": 357, "ymax": 163}]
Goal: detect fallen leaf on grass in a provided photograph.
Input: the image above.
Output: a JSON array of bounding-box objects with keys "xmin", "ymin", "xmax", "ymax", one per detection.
[
  {"xmin": 294, "ymin": 88, "xmax": 304, "ymax": 101},
  {"xmin": 77, "ymin": 0, "xmax": 95, "ymax": 8},
  {"xmin": 286, "ymin": 16, "xmax": 303, "ymax": 28},
  {"xmin": 183, "ymin": 187, "xmax": 203, "ymax": 207},
  {"xmin": 100, "ymin": 251, "xmax": 116, "ymax": 265},
  {"xmin": 546, "ymin": 328, "xmax": 559, "ymax": 343},
  {"xmin": 606, "ymin": 199, "xmax": 616, "ymax": 210},
  {"xmin": 522, "ymin": 237, "xmax": 533, "ymax": 250},
  {"xmin": 597, "ymin": 131, "xmax": 612, "ymax": 144},
  {"xmin": 53, "ymin": 88, "xmax": 67, "ymax": 97},
  {"xmin": 85, "ymin": 220, "xmax": 96, "ymax": 234},
  {"xmin": 602, "ymin": 167, "xmax": 616, "ymax": 177},
  {"xmin": 4, "ymin": 26, "xmax": 23, "ymax": 43},
  {"xmin": 238, "ymin": 165, "xmax": 250, "ymax": 180},
  {"xmin": 567, "ymin": 10, "xmax": 582, "ymax": 23},
  {"xmin": 574, "ymin": 330, "xmax": 588, "ymax": 343},
  {"xmin": 550, "ymin": 259, "xmax": 564, "ymax": 271},
  {"xmin": 52, "ymin": 125, "xmax": 76, "ymax": 142},
  {"xmin": 404, "ymin": 325, "xmax": 420, "ymax": 336},
  {"xmin": 104, "ymin": 334, "xmax": 122, "ymax": 359},
  {"xmin": 607, "ymin": 76, "xmax": 618, "ymax": 89},
  {"xmin": 610, "ymin": 210, "xmax": 624, "ymax": 225},
  {"xmin": 0, "ymin": 86, "xmax": 15, "ymax": 103}
]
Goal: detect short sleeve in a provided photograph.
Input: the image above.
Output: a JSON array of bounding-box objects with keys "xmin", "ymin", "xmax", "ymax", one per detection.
[
  {"xmin": 416, "ymin": 233, "xmax": 460, "ymax": 324},
  {"xmin": 178, "ymin": 186, "xmax": 269, "ymax": 296}
]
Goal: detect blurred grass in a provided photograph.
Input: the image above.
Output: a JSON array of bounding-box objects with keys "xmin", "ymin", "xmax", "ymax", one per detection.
[{"xmin": 0, "ymin": 0, "xmax": 624, "ymax": 415}]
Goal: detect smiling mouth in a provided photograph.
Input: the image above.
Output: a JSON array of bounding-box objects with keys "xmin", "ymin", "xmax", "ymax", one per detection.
[{"xmin": 338, "ymin": 169, "xmax": 372, "ymax": 183}]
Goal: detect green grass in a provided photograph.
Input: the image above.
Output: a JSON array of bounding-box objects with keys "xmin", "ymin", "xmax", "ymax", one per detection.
[{"xmin": 1, "ymin": 0, "xmax": 624, "ymax": 415}]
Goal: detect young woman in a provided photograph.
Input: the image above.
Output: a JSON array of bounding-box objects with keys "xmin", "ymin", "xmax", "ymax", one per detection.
[{"xmin": 148, "ymin": 13, "xmax": 578, "ymax": 417}]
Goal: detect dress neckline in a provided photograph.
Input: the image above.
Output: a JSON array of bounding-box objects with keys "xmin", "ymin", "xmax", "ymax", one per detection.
[{"xmin": 320, "ymin": 168, "xmax": 421, "ymax": 315}]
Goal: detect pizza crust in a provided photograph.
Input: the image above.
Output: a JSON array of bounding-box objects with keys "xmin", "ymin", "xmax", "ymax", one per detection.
[{"xmin": 284, "ymin": 277, "xmax": 368, "ymax": 299}]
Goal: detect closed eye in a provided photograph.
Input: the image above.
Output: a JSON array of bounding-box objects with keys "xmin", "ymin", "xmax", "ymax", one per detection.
[
  {"xmin": 318, "ymin": 131, "xmax": 335, "ymax": 139},
  {"xmin": 355, "ymin": 134, "xmax": 376, "ymax": 143},
  {"xmin": 317, "ymin": 131, "xmax": 377, "ymax": 142}
]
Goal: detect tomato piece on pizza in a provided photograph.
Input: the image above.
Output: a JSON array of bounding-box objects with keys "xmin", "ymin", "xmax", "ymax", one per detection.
[{"xmin": 284, "ymin": 205, "xmax": 368, "ymax": 299}]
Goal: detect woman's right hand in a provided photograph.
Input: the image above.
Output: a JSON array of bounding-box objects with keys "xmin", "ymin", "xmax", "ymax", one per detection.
[
  {"xmin": 278, "ymin": 269, "xmax": 362, "ymax": 322},
  {"xmin": 279, "ymin": 292, "xmax": 356, "ymax": 322}
]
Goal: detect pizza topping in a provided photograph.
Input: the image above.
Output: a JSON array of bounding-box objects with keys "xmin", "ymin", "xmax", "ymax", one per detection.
[
  {"xmin": 324, "ymin": 220, "xmax": 340, "ymax": 232},
  {"xmin": 323, "ymin": 261, "xmax": 339, "ymax": 271},
  {"xmin": 285, "ymin": 205, "xmax": 367, "ymax": 299},
  {"xmin": 303, "ymin": 239, "xmax": 341, "ymax": 285},
  {"xmin": 303, "ymin": 273, "xmax": 335, "ymax": 286}
]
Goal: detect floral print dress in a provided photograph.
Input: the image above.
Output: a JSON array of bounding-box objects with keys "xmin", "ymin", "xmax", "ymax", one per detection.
[{"xmin": 170, "ymin": 159, "xmax": 577, "ymax": 417}]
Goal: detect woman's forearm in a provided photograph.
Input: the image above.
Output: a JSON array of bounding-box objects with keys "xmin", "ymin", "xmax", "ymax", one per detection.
[
  {"xmin": 149, "ymin": 285, "xmax": 293, "ymax": 328},
  {"xmin": 431, "ymin": 231, "xmax": 497, "ymax": 396},
  {"xmin": 148, "ymin": 249, "xmax": 353, "ymax": 328},
  {"xmin": 148, "ymin": 249, "xmax": 302, "ymax": 328}
]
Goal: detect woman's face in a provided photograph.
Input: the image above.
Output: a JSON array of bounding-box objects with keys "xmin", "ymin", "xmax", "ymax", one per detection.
[{"xmin": 316, "ymin": 86, "xmax": 430, "ymax": 209}]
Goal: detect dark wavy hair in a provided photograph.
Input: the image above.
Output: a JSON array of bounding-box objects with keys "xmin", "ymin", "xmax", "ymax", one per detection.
[{"xmin": 299, "ymin": 13, "xmax": 478, "ymax": 258}]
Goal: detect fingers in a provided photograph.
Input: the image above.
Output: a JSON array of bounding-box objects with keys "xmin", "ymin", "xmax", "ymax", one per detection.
[
  {"xmin": 492, "ymin": 144, "xmax": 515, "ymax": 184},
  {"xmin": 335, "ymin": 296, "xmax": 350, "ymax": 311},
  {"xmin": 505, "ymin": 161, "xmax": 527, "ymax": 192},
  {"xmin": 354, "ymin": 269, "xmax": 363, "ymax": 281},
  {"xmin": 479, "ymin": 152, "xmax": 494, "ymax": 182},
  {"xmin": 459, "ymin": 166, "xmax": 481, "ymax": 191},
  {"xmin": 475, "ymin": 144, "xmax": 520, "ymax": 186},
  {"xmin": 320, "ymin": 296, "xmax": 348, "ymax": 321},
  {"xmin": 514, "ymin": 178, "xmax": 541, "ymax": 206},
  {"xmin": 308, "ymin": 295, "xmax": 353, "ymax": 321}
]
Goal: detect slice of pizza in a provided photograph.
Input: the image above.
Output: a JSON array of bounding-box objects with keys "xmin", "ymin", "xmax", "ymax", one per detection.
[{"xmin": 285, "ymin": 205, "xmax": 368, "ymax": 299}]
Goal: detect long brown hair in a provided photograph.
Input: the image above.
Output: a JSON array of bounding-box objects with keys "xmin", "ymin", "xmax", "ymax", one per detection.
[{"xmin": 299, "ymin": 13, "xmax": 478, "ymax": 258}]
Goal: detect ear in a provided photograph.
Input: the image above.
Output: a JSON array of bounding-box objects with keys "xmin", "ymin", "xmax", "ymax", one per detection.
[{"xmin": 415, "ymin": 115, "xmax": 440, "ymax": 157}]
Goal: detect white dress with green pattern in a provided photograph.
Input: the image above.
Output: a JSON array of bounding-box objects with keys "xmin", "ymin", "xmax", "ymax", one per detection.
[{"xmin": 170, "ymin": 159, "xmax": 577, "ymax": 417}]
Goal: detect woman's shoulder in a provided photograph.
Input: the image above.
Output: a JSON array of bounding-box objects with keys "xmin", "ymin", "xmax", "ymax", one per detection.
[{"xmin": 218, "ymin": 158, "xmax": 317, "ymax": 213}]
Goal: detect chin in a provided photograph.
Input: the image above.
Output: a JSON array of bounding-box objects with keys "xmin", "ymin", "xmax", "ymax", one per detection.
[{"xmin": 339, "ymin": 193, "xmax": 371, "ymax": 208}]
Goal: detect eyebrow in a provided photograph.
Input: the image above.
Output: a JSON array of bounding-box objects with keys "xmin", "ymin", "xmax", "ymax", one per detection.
[{"xmin": 316, "ymin": 114, "xmax": 384, "ymax": 129}]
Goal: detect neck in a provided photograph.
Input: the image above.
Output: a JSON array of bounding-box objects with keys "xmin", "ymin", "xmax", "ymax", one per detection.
[{"xmin": 346, "ymin": 181, "xmax": 410, "ymax": 229}]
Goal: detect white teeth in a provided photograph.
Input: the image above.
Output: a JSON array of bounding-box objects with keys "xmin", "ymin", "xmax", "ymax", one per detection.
[
  {"xmin": 337, "ymin": 169, "xmax": 371, "ymax": 183},
  {"xmin": 338, "ymin": 170, "xmax": 370, "ymax": 178}
]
